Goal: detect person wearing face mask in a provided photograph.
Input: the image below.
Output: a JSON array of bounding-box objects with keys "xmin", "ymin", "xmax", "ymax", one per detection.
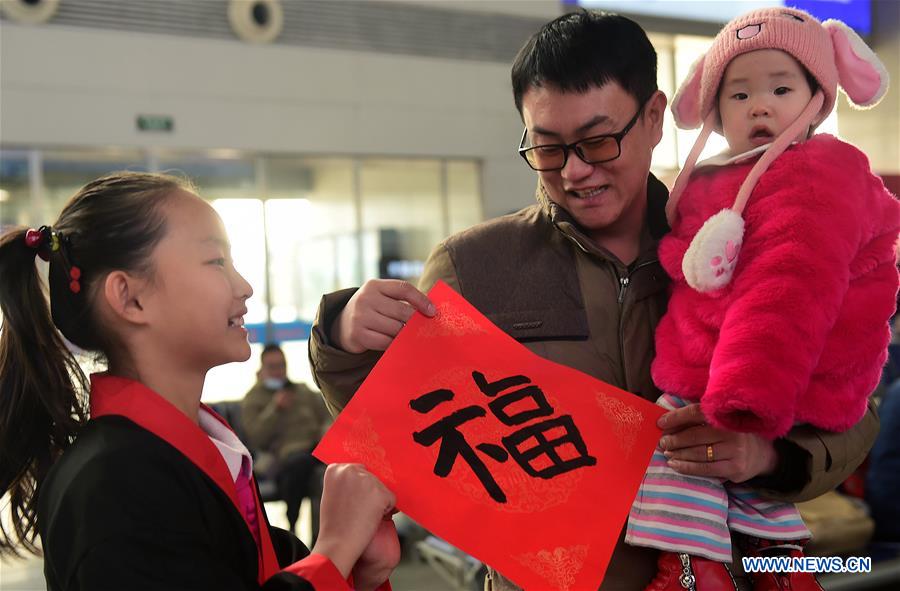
[{"xmin": 242, "ymin": 343, "xmax": 331, "ymax": 541}]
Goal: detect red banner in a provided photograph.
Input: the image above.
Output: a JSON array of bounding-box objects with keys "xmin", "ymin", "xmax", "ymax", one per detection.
[{"xmin": 315, "ymin": 281, "xmax": 664, "ymax": 590}]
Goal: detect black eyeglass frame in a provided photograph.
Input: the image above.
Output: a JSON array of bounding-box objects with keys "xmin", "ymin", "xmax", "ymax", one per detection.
[{"xmin": 517, "ymin": 102, "xmax": 646, "ymax": 172}]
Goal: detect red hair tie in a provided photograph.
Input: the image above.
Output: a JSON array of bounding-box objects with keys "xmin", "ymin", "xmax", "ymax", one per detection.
[
  {"xmin": 25, "ymin": 226, "xmax": 51, "ymax": 261},
  {"xmin": 24, "ymin": 226, "xmax": 81, "ymax": 293}
]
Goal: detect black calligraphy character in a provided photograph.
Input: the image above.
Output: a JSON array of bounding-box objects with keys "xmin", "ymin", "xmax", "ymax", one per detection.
[
  {"xmin": 473, "ymin": 371, "xmax": 554, "ymax": 425},
  {"xmin": 473, "ymin": 371, "xmax": 596, "ymax": 479},
  {"xmin": 502, "ymin": 415, "xmax": 597, "ymax": 478},
  {"xmin": 410, "ymin": 388, "xmax": 509, "ymax": 503}
]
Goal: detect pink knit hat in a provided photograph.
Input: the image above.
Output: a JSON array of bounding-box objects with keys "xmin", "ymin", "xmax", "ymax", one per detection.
[{"xmin": 665, "ymin": 7, "xmax": 889, "ymax": 293}]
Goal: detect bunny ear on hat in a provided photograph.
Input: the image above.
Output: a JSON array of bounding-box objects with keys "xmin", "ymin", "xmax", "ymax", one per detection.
[
  {"xmin": 824, "ymin": 19, "xmax": 890, "ymax": 108},
  {"xmin": 671, "ymin": 54, "xmax": 706, "ymax": 129}
]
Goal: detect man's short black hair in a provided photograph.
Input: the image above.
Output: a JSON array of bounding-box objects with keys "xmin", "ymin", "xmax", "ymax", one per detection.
[{"xmin": 511, "ymin": 10, "xmax": 658, "ymax": 115}]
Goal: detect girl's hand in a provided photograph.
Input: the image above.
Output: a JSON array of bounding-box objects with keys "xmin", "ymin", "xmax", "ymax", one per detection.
[
  {"xmin": 311, "ymin": 464, "xmax": 396, "ymax": 579},
  {"xmin": 351, "ymin": 517, "xmax": 401, "ymax": 591},
  {"xmin": 657, "ymin": 403, "xmax": 778, "ymax": 483}
]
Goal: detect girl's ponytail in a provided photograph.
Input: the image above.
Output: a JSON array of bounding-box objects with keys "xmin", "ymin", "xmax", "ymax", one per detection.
[
  {"xmin": 0, "ymin": 227, "xmax": 88, "ymax": 556},
  {"xmin": 0, "ymin": 171, "xmax": 185, "ymax": 556}
]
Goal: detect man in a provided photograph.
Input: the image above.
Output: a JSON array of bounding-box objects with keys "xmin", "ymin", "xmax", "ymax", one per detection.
[
  {"xmin": 242, "ymin": 344, "xmax": 330, "ymax": 541},
  {"xmin": 308, "ymin": 11, "xmax": 878, "ymax": 590}
]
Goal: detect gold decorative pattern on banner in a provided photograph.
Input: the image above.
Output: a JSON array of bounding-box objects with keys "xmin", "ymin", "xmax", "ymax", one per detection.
[
  {"xmin": 516, "ymin": 544, "xmax": 589, "ymax": 591},
  {"xmin": 596, "ymin": 392, "xmax": 644, "ymax": 456},
  {"xmin": 342, "ymin": 412, "xmax": 396, "ymax": 484},
  {"xmin": 416, "ymin": 366, "xmax": 476, "ymax": 396},
  {"xmin": 416, "ymin": 302, "xmax": 487, "ymax": 338},
  {"xmin": 448, "ymin": 465, "xmax": 584, "ymax": 514}
]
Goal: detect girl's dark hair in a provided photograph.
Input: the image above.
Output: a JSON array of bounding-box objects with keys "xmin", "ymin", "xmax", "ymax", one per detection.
[
  {"xmin": 511, "ymin": 10, "xmax": 658, "ymax": 115},
  {"xmin": 0, "ymin": 171, "xmax": 190, "ymax": 556}
]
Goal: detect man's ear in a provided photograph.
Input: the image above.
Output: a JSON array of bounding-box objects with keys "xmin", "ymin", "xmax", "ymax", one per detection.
[
  {"xmin": 101, "ymin": 270, "xmax": 151, "ymax": 326},
  {"xmin": 645, "ymin": 90, "xmax": 668, "ymax": 147}
]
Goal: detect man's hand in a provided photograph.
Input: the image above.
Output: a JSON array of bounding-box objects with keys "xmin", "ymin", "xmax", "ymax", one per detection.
[
  {"xmin": 330, "ymin": 279, "xmax": 436, "ymax": 354},
  {"xmin": 657, "ymin": 403, "xmax": 778, "ymax": 483}
]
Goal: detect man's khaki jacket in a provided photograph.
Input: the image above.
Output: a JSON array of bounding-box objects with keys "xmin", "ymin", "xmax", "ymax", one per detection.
[{"xmin": 308, "ymin": 176, "xmax": 879, "ymax": 591}]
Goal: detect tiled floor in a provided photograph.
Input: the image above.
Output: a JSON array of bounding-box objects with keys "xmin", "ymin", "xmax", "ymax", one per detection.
[{"xmin": 0, "ymin": 501, "xmax": 461, "ymax": 591}]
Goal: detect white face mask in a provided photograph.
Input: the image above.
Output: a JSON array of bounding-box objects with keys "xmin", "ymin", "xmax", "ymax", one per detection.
[{"xmin": 263, "ymin": 378, "xmax": 286, "ymax": 390}]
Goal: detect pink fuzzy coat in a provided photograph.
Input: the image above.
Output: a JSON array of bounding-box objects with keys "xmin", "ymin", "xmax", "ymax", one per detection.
[{"xmin": 652, "ymin": 134, "xmax": 900, "ymax": 439}]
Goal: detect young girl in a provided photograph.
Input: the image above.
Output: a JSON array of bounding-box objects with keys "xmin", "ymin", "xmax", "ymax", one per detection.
[
  {"xmin": 625, "ymin": 8, "xmax": 899, "ymax": 591},
  {"xmin": 0, "ymin": 172, "xmax": 399, "ymax": 590}
]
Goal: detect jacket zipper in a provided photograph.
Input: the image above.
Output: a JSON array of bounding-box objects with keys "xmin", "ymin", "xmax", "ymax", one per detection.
[
  {"xmin": 617, "ymin": 276, "xmax": 630, "ymax": 304},
  {"xmin": 617, "ymin": 260, "xmax": 657, "ymax": 303},
  {"xmin": 556, "ymin": 217, "xmax": 661, "ymax": 391},
  {"xmin": 616, "ymin": 259, "xmax": 659, "ymax": 391}
]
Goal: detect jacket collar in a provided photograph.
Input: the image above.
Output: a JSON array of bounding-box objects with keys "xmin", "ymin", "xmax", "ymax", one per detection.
[{"xmin": 89, "ymin": 373, "xmax": 281, "ymax": 583}]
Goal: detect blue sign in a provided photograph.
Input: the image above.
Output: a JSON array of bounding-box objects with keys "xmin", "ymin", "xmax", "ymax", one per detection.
[
  {"xmin": 572, "ymin": 1, "xmax": 871, "ymax": 35},
  {"xmin": 244, "ymin": 321, "xmax": 312, "ymax": 344},
  {"xmin": 791, "ymin": 0, "xmax": 871, "ymax": 35}
]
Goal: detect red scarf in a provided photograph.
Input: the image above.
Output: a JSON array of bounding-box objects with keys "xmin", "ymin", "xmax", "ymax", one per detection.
[{"xmin": 89, "ymin": 374, "xmax": 282, "ymax": 585}]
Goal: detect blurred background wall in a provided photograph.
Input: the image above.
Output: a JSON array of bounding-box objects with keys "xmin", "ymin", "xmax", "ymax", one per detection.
[{"xmin": 1, "ymin": 0, "xmax": 897, "ymax": 400}]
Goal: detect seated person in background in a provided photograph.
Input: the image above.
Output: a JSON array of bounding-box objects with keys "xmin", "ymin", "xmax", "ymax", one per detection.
[{"xmin": 242, "ymin": 343, "xmax": 331, "ymax": 540}]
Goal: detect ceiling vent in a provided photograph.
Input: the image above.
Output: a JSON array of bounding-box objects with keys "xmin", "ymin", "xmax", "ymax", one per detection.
[
  {"xmin": 228, "ymin": 0, "xmax": 283, "ymax": 44},
  {"xmin": 0, "ymin": 0, "xmax": 60, "ymax": 24}
]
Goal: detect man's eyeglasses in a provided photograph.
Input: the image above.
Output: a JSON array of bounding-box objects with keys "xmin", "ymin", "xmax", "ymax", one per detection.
[{"xmin": 518, "ymin": 104, "xmax": 645, "ymax": 172}]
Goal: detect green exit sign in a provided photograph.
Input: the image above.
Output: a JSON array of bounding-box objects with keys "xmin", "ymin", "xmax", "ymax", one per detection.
[{"xmin": 137, "ymin": 115, "xmax": 174, "ymax": 132}]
